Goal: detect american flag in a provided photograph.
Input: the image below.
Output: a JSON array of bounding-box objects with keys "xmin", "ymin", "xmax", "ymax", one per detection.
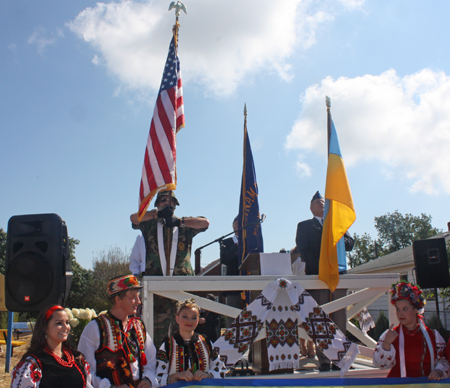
[{"xmin": 138, "ymin": 36, "xmax": 185, "ymax": 221}]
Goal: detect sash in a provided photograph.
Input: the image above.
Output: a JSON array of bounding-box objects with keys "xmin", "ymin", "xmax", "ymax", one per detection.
[
  {"xmin": 398, "ymin": 320, "xmax": 434, "ymax": 377},
  {"xmin": 157, "ymin": 221, "xmax": 179, "ymax": 276}
]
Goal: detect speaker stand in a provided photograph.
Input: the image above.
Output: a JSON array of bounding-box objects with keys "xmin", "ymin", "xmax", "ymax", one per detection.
[
  {"xmin": 434, "ymin": 287, "xmax": 442, "ymax": 332},
  {"xmin": 5, "ymin": 311, "xmax": 14, "ymax": 373}
]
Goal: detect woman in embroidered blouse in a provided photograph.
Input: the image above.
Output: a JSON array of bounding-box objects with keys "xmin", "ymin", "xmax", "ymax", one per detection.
[
  {"xmin": 156, "ymin": 298, "xmax": 226, "ymax": 386},
  {"xmin": 11, "ymin": 305, "xmax": 93, "ymax": 388},
  {"xmin": 373, "ymin": 282, "xmax": 449, "ymax": 380}
]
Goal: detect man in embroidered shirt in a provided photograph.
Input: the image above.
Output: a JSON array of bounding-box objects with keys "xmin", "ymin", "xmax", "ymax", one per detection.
[
  {"xmin": 78, "ymin": 274, "xmax": 159, "ymax": 388},
  {"xmin": 130, "ymin": 191, "xmax": 209, "ymax": 347}
]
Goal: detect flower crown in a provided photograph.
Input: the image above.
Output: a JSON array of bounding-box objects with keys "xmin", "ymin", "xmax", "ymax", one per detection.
[
  {"xmin": 176, "ymin": 298, "xmax": 199, "ymax": 314},
  {"xmin": 389, "ymin": 281, "xmax": 425, "ymax": 310}
]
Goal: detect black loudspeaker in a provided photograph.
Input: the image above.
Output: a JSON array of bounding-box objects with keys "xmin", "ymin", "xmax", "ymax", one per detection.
[
  {"xmin": 5, "ymin": 213, "xmax": 73, "ymax": 312},
  {"xmin": 413, "ymin": 238, "xmax": 450, "ymax": 289}
]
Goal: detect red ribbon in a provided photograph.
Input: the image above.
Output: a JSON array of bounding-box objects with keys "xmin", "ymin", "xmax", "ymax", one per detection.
[{"xmin": 45, "ymin": 305, "xmax": 64, "ymax": 320}]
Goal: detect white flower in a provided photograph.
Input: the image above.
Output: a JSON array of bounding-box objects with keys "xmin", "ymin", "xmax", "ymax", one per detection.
[
  {"xmin": 71, "ymin": 308, "xmax": 80, "ymax": 317},
  {"xmin": 99, "ymin": 310, "xmax": 107, "ymax": 316},
  {"xmin": 77, "ymin": 309, "xmax": 89, "ymax": 320},
  {"xmin": 65, "ymin": 308, "xmax": 74, "ymax": 320},
  {"xmin": 70, "ymin": 318, "xmax": 80, "ymax": 328}
]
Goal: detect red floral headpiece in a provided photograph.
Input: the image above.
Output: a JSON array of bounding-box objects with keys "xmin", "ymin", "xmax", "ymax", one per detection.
[{"xmin": 389, "ymin": 281, "xmax": 425, "ymax": 310}]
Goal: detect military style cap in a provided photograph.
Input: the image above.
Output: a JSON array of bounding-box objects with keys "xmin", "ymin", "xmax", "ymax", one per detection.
[
  {"xmin": 311, "ymin": 191, "xmax": 324, "ymax": 203},
  {"xmin": 154, "ymin": 191, "xmax": 180, "ymax": 206}
]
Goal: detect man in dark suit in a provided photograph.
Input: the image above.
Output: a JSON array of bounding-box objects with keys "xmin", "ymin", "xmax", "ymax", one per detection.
[
  {"xmin": 220, "ymin": 217, "xmax": 242, "ymax": 327},
  {"xmin": 295, "ymin": 191, "xmax": 354, "ymax": 371}
]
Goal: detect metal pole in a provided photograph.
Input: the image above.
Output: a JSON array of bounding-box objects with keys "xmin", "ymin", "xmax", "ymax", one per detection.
[
  {"xmin": 5, "ymin": 311, "xmax": 14, "ymax": 373},
  {"xmin": 434, "ymin": 287, "xmax": 442, "ymax": 331}
]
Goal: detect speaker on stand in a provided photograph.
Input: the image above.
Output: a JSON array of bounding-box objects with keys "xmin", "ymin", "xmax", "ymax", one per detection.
[
  {"xmin": 5, "ymin": 213, "xmax": 72, "ymax": 312},
  {"xmin": 412, "ymin": 237, "xmax": 450, "ymax": 331}
]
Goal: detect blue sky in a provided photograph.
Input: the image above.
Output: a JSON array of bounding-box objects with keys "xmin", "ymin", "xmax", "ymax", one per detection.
[{"xmin": 2, "ymin": 0, "xmax": 450, "ymax": 270}]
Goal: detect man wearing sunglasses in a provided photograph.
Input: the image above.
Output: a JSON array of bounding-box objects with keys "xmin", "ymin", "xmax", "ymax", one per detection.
[{"xmin": 130, "ymin": 190, "xmax": 209, "ymax": 346}]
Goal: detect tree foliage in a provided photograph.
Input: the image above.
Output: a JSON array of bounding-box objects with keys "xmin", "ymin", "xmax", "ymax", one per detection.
[
  {"xmin": 0, "ymin": 228, "xmax": 6, "ymax": 275},
  {"xmin": 349, "ymin": 210, "xmax": 441, "ymax": 267},
  {"xmin": 375, "ymin": 211, "xmax": 441, "ymax": 254},
  {"xmin": 367, "ymin": 311, "xmax": 390, "ymax": 341},
  {"xmin": 88, "ymin": 246, "xmax": 131, "ymax": 313},
  {"xmin": 347, "ymin": 232, "xmax": 380, "ymax": 268},
  {"xmin": 66, "ymin": 237, "xmax": 93, "ymax": 309}
]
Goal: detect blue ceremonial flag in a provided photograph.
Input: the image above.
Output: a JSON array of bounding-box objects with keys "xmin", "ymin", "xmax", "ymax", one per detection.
[{"xmin": 237, "ymin": 106, "xmax": 264, "ymax": 268}]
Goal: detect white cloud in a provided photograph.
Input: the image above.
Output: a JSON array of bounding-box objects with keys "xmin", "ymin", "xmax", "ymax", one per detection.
[
  {"xmin": 68, "ymin": 0, "xmax": 362, "ymax": 97},
  {"xmin": 28, "ymin": 27, "xmax": 64, "ymax": 54},
  {"xmin": 338, "ymin": 0, "xmax": 365, "ymax": 11},
  {"xmin": 92, "ymin": 54, "xmax": 101, "ymax": 66},
  {"xmin": 296, "ymin": 157, "xmax": 312, "ymax": 177},
  {"xmin": 285, "ymin": 68, "xmax": 450, "ymax": 195}
]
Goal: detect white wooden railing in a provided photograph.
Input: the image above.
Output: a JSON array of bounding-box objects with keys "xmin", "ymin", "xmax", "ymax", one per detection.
[{"xmin": 142, "ymin": 273, "xmax": 400, "ymax": 360}]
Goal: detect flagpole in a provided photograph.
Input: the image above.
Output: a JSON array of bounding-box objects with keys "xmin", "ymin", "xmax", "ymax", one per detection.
[
  {"xmin": 325, "ymin": 96, "xmax": 332, "ymax": 299},
  {"xmin": 165, "ymin": 1, "xmax": 187, "ymax": 275},
  {"xmin": 169, "ymin": 1, "xmax": 187, "ymax": 53},
  {"xmin": 241, "ymin": 104, "xmax": 248, "ymax": 266},
  {"xmin": 326, "ymin": 96, "xmax": 331, "ymax": 155}
]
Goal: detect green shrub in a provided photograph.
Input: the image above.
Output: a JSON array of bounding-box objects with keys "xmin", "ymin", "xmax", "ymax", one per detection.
[{"xmin": 368, "ymin": 310, "xmax": 389, "ymax": 341}]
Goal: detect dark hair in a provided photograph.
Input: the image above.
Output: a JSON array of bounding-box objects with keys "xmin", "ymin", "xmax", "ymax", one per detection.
[
  {"xmin": 20, "ymin": 305, "xmax": 87, "ymax": 379},
  {"xmin": 176, "ymin": 298, "xmax": 200, "ymax": 315},
  {"xmin": 108, "ymin": 289, "xmax": 130, "ymax": 305}
]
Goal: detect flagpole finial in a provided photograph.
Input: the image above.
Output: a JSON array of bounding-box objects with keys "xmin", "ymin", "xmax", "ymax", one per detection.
[
  {"xmin": 169, "ymin": 1, "xmax": 187, "ymax": 44},
  {"xmin": 326, "ymin": 96, "xmax": 331, "ymax": 109},
  {"xmin": 169, "ymin": 1, "xmax": 187, "ymax": 22}
]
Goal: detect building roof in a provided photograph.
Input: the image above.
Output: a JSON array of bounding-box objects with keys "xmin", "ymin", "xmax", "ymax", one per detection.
[{"xmin": 348, "ymin": 231, "xmax": 450, "ymax": 274}]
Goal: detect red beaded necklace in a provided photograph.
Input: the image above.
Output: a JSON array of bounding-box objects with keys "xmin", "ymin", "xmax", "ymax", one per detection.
[
  {"xmin": 43, "ymin": 346, "xmax": 86, "ymax": 388},
  {"xmin": 403, "ymin": 323, "xmax": 419, "ymax": 337},
  {"xmin": 44, "ymin": 346, "xmax": 74, "ymax": 367}
]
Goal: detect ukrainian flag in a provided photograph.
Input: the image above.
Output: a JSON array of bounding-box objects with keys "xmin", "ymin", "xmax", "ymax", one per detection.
[{"xmin": 319, "ymin": 98, "xmax": 356, "ymax": 292}]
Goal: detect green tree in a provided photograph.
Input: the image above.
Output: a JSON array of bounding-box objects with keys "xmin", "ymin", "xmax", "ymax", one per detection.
[
  {"xmin": 368, "ymin": 311, "xmax": 390, "ymax": 341},
  {"xmin": 88, "ymin": 246, "xmax": 131, "ymax": 313},
  {"xmin": 349, "ymin": 211, "xmax": 441, "ymax": 266},
  {"xmin": 347, "ymin": 232, "xmax": 381, "ymax": 268},
  {"xmin": 0, "ymin": 228, "xmax": 6, "ymax": 274},
  {"xmin": 375, "ymin": 211, "xmax": 441, "ymax": 254},
  {"xmin": 66, "ymin": 237, "xmax": 94, "ymax": 309}
]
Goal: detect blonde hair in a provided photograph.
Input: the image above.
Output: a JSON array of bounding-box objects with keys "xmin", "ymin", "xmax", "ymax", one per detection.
[{"xmin": 176, "ymin": 298, "xmax": 200, "ymax": 314}]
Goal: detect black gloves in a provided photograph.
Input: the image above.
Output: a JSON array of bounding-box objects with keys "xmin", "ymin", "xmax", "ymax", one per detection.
[
  {"xmin": 165, "ymin": 216, "xmax": 181, "ymax": 227},
  {"xmin": 157, "ymin": 206, "xmax": 180, "ymax": 227},
  {"xmin": 157, "ymin": 206, "xmax": 175, "ymax": 219}
]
